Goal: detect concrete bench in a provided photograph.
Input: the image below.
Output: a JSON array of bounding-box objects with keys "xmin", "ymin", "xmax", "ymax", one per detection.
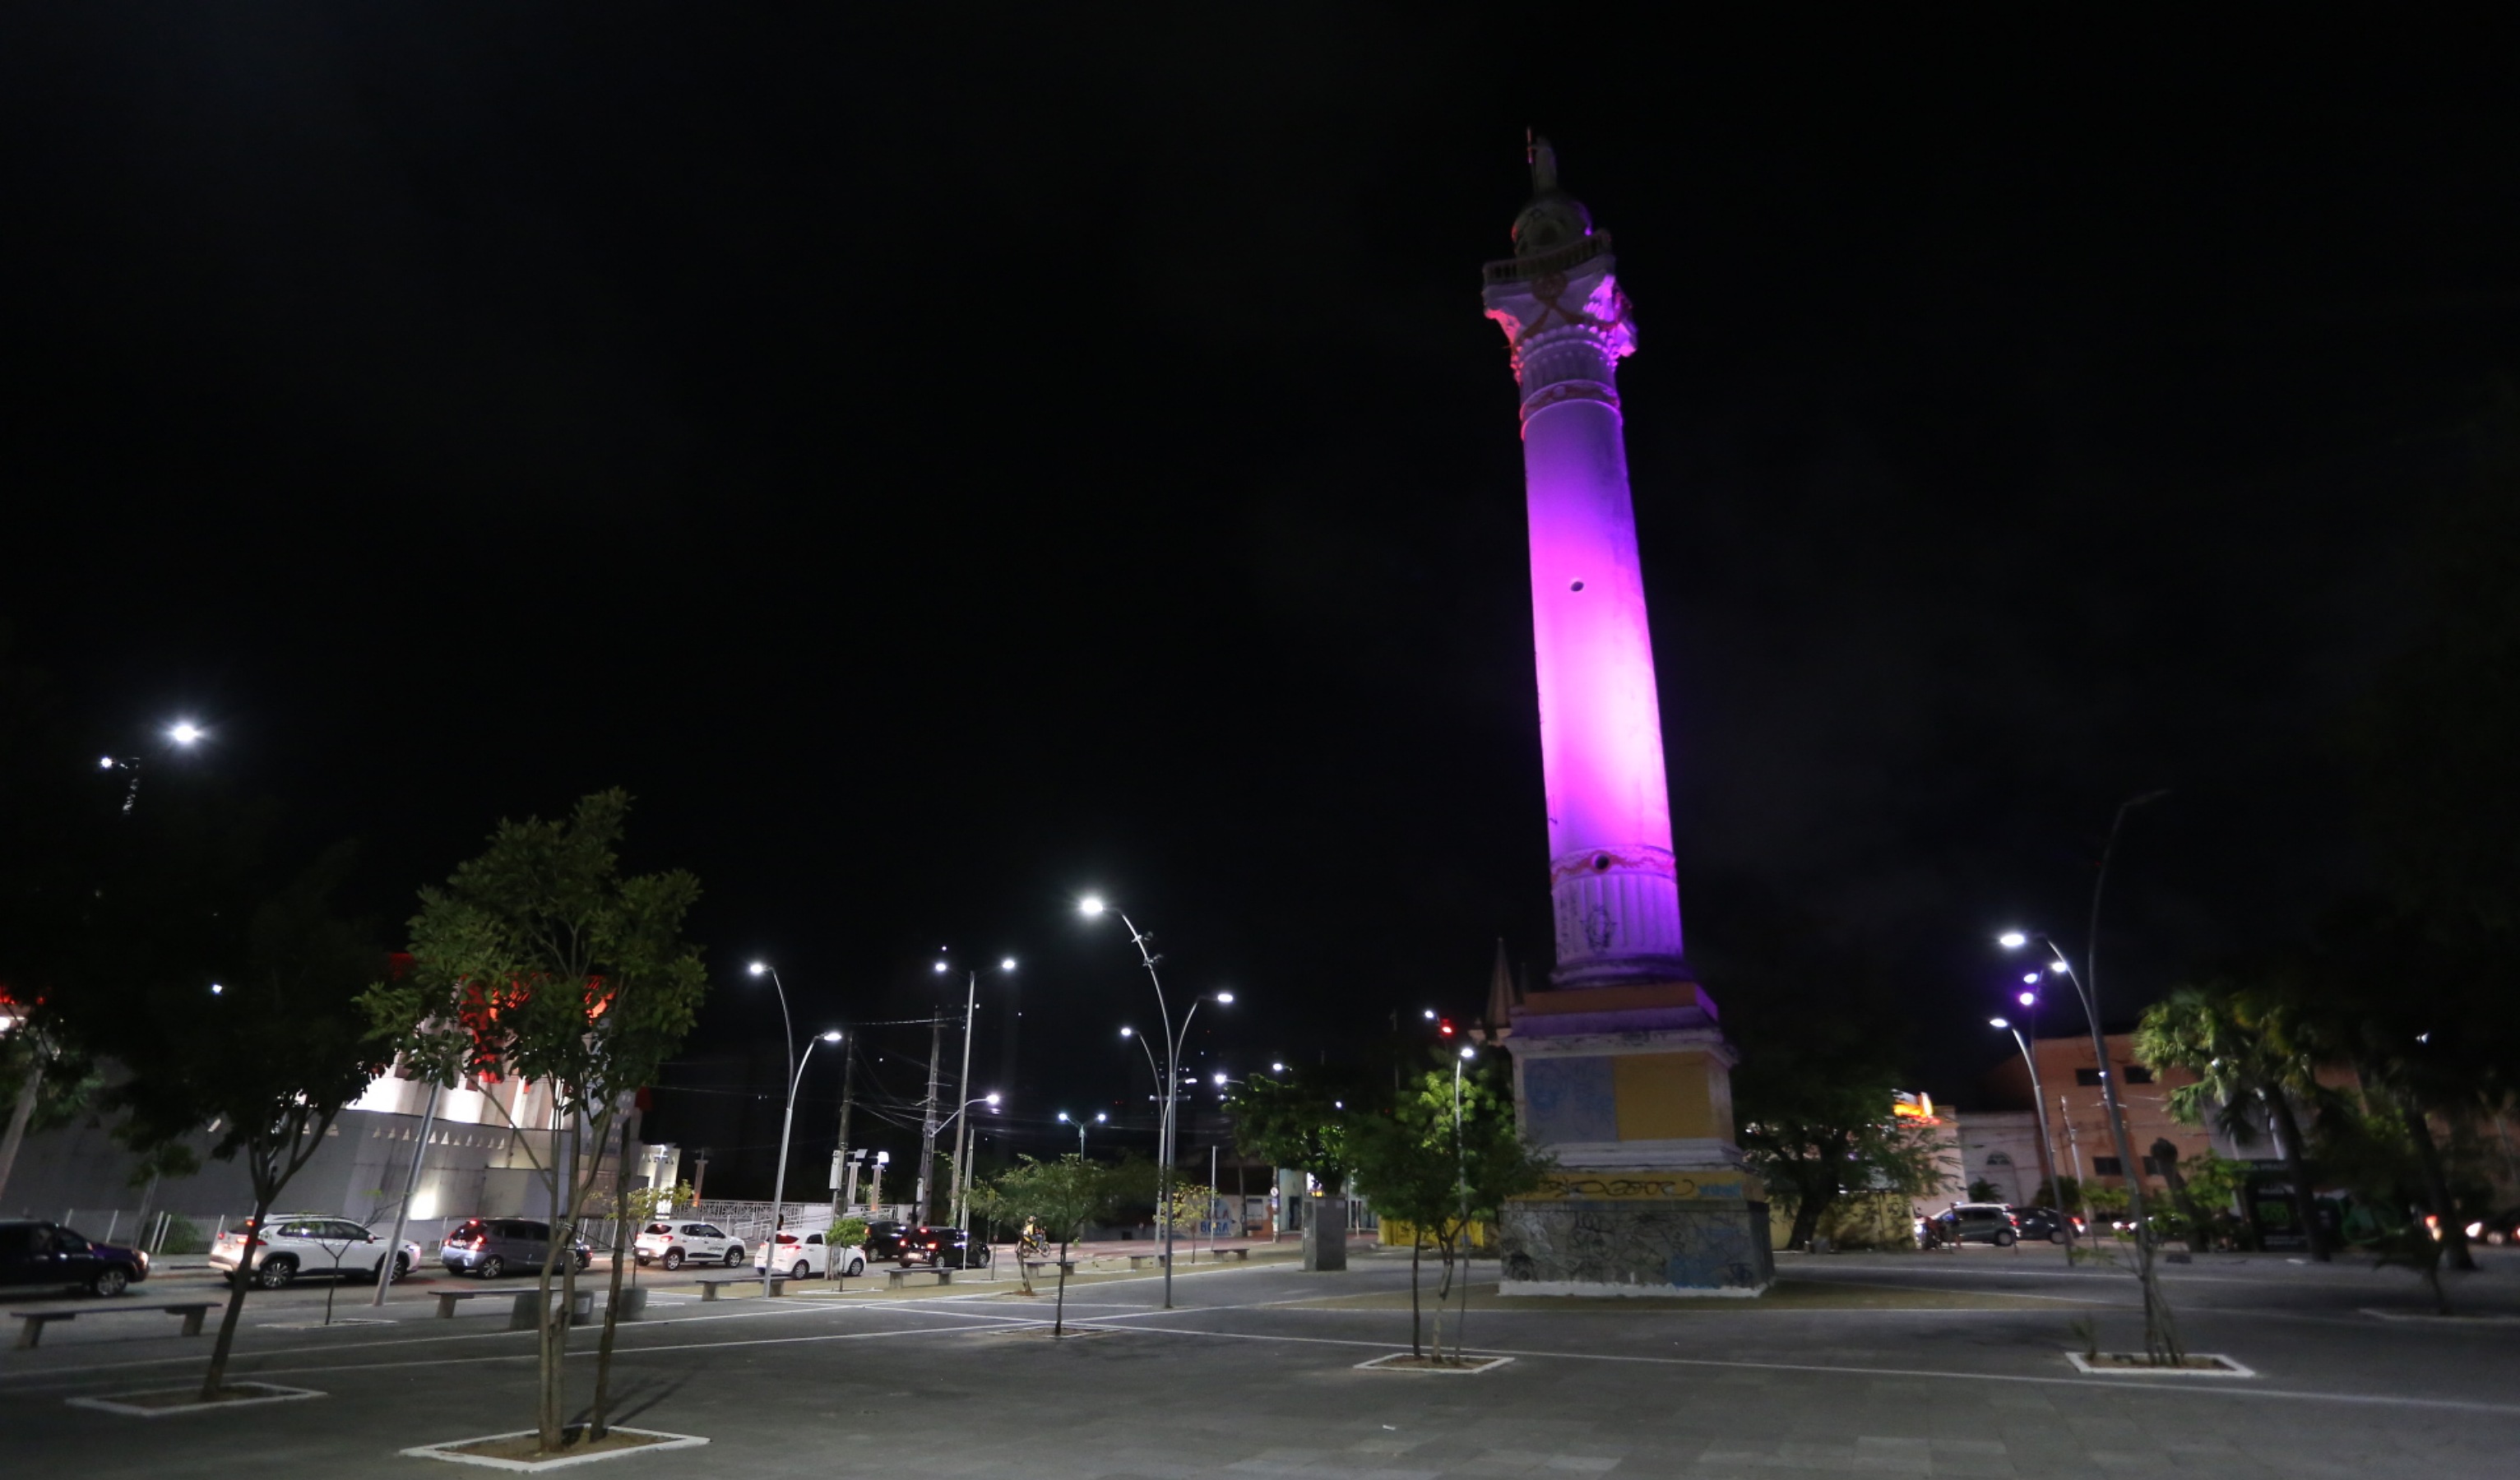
[
  {"xmin": 1126, "ymin": 1253, "xmax": 1168, "ymax": 1270},
  {"xmin": 884, "ymin": 1268, "xmax": 951, "ymax": 1291},
  {"xmin": 434, "ymin": 1289, "xmax": 493, "ymax": 1318},
  {"xmin": 12, "ymin": 1301, "xmax": 218, "ymax": 1349},
  {"xmin": 696, "ymin": 1275, "xmax": 789, "ymax": 1302},
  {"xmin": 507, "ymin": 1289, "xmax": 595, "ymax": 1330},
  {"xmin": 1201, "ymin": 1247, "xmax": 1250, "ymax": 1262}
]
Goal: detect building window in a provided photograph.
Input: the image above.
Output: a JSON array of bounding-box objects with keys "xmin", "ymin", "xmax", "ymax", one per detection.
[
  {"xmin": 2075, "ymin": 1068, "xmax": 2106, "ymax": 1086},
  {"xmin": 2123, "ymin": 1065, "xmax": 2154, "ymax": 1084},
  {"xmin": 2092, "ymin": 1157, "xmax": 2124, "ymax": 1177}
]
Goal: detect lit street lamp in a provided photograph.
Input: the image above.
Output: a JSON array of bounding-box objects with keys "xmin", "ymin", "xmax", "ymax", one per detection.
[
  {"xmin": 1082, "ymin": 895, "xmax": 1232, "ymax": 1309},
  {"xmin": 748, "ymin": 959, "xmax": 841, "ymax": 1298},
  {"xmin": 1990, "ymin": 1017, "xmax": 2064, "ymax": 1229},
  {"xmin": 100, "ymin": 719, "xmax": 206, "ymax": 816},
  {"xmin": 934, "ymin": 952, "xmax": 1017, "ymax": 1229},
  {"xmin": 1056, "ymin": 1110, "xmax": 1106, "ymax": 1155}
]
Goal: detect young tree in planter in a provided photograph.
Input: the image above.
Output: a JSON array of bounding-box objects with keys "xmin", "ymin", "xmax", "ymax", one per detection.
[
  {"xmin": 970, "ymin": 1155, "xmax": 1114, "ymax": 1334},
  {"xmin": 104, "ymin": 846, "xmax": 391, "ymax": 1402},
  {"xmin": 362, "ymin": 791, "xmax": 707, "ymax": 1454},
  {"xmin": 1350, "ymin": 1058, "xmax": 1545, "ymax": 1364},
  {"xmin": 2134, "ymin": 980, "xmax": 2332, "ymax": 1260}
]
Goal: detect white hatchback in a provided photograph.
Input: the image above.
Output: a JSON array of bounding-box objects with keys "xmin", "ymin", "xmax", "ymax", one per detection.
[
  {"xmin": 754, "ymin": 1230, "xmax": 865, "ymax": 1279},
  {"xmin": 632, "ymin": 1219, "xmax": 746, "ymax": 1271}
]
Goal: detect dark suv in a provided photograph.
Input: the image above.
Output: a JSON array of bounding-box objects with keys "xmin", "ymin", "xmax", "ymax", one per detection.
[
  {"xmin": 0, "ymin": 1219, "xmax": 151, "ymax": 1297},
  {"xmin": 440, "ymin": 1218, "xmax": 593, "ymax": 1278},
  {"xmin": 896, "ymin": 1226, "xmax": 992, "ymax": 1270},
  {"xmin": 862, "ymin": 1220, "xmax": 916, "ymax": 1260},
  {"xmin": 2005, "ymin": 1206, "xmax": 2071, "ymax": 1243}
]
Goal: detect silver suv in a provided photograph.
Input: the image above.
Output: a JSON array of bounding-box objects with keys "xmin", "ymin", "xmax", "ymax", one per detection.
[
  {"xmin": 439, "ymin": 1218, "xmax": 593, "ymax": 1279},
  {"xmin": 209, "ymin": 1215, "xmax": 422, "ymax": 1289}
]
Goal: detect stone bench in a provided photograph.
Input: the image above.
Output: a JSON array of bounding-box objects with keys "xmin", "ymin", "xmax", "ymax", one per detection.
[
  {"xmin": 1201, "ymin": 1246, "xmax": 1251, "ymax": 1262},
  {"xmin": 12, "ymin": 1301, "xmax": 218, "ymax": 1349},
  {"xmin": 1125, "ymin": 1253, "xmax": 1168, "ymax": 1270},
  {"xmin": 696, "ymin": 1275, "xmax": 787, "ymax": 1302},
  {"xmin": 884, "ymin": 1267, "xmax": 951, "ymax": 1291}
]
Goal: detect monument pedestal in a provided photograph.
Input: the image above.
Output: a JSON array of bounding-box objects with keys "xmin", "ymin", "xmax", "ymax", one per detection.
[
  {"xmin": 1501, "ymin": 983, "xmax": 1773, "ymax": 1296},
  {"xmin": 1302, "ymin": 1196, "xmax": 1347, "ymax": 1271}
]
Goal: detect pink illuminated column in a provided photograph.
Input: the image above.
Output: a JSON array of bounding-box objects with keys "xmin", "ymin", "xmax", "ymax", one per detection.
[{"xmin": 1483, "ymin": 141, "xmax": 1686, "ymax": 989}]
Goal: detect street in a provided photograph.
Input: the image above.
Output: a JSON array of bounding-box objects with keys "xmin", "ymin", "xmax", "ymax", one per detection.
[{"xmin": 6, "ymin": 1242, "xmax": 2516, "ymax": 1477}]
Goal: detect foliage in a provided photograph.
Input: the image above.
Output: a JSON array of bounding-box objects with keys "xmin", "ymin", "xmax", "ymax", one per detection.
[
  {"xmin": 1698, "ymin": 899, "xmax": 1939, "ymax": 1252},
  {"xmin": 831, "ymin": 1215, "xmax": 869, "ymax": 1251},
  {"xmin": 2134, "ymin": 981, "xmax": 2332, "ymax": 1259},
  {"xmin": 360, "ymin": 791, "xmax": 710, "ymax": 1453},
  {"xmin": 969, "ymin": 1154, "xmax": 1119, "ymax": 1328},
  {"xmin": 158, "ymin": 1214, "xmax": 208, "ymax": 1256},
  {"xmin": 1222, "ymin": 1071, "xmax": 1360, "ymax": 1193},
  {"xmin": 1349, "ymin": 1059, "xmax": 1545, "ymax": 1362},
  {"xmin": 626, "ymin": 1180, "xmax": 696, "ymax": 1224}
]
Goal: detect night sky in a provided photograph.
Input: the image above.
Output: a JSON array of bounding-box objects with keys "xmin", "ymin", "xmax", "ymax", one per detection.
[{"xmin": 7, "ymin": 14, "xmax": 2513, "ymax": 1192}]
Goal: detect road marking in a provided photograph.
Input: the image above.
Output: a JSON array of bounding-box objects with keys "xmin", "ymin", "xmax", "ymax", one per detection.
[{"xmin": 1060, "ymin": 1319, "xmax": 2520, "ymax": 1419}]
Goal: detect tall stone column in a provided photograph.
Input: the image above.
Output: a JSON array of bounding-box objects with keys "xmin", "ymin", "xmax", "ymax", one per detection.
[{"xmin": 1483, "ymin": 139, "xmax": 1772, "ymax": 1296}]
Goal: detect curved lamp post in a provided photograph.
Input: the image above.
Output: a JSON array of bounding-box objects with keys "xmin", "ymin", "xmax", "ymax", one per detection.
[
  {"xmin": 1990, "ymin": 1017, "xmax": 2064, "ymax": 1235},
  {"xmin": 1082, "ymin": 895, "xmax": 1230, "ymax": 1310},
  {"xmin": 749, "ymin": 960, "xmax": 841, "ymax": 1297}
]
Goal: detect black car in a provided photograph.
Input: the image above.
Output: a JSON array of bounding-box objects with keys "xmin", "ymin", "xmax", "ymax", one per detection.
[
  {"xmin": 2004, "ymin": 1205, "xmax": 2072, "ymax": 1243},
  {"xmin": 2467, "ymin": 1208, "xmax": 2520, "ymax": 1247},
  {"xmin": 0, "ymin": 1219, "xmax": 152, "ymax": 1297},
  {"xmin": 861, "ymin": 1220, "xmax": 916, "ymax": 1260},
  {"xmin": 896, "ymin": 1225, "xmax": 993, "ymax": 1270}
]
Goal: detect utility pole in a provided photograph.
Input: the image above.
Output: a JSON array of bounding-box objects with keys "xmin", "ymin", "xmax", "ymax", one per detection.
[
  {"xmin": 915, "ymin": 1017, "xmax": 943, "ymax": 1224},
  {"xmin": 949, "ymin": 972, "xmax": 979, "ymax": 1228},
  {"xmin": 829, "ymin": 1043, "xmax": 856, "ymax": 1223}
]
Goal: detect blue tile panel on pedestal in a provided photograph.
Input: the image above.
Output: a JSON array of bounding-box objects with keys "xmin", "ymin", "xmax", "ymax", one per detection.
[{"xmin": 1523, "ymin": 1056, "xmax": 1617, "ymax": 1144}]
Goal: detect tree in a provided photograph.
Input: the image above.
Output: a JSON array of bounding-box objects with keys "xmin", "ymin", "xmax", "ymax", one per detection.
[
  {"xmin": 362, "ymin": 791, "xmax": 708, "ymax": 1454},
  {"xmin": 1222, "ymin": 1070, "xmax": 1359, "ymax": 1192},
  {"xmin": 1349, "ymin": 1058, "xmax": 1545, "ymax": 1364},
  {"xmin": 969, "ymin": 1155, "xmax": 1116, "ymax": 1334},
  {"xmin": 2133, "ymin": 981, "xmax": 2332, "ymax": 1260},
  {"xmin": 102, "ymin": 844, "xmax": 390, "ymax": 1401}
]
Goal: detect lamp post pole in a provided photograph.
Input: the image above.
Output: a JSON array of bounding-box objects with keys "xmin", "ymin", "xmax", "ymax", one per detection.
[
  {"xmin": 1083, "ymin": 898, "xmax": 1232, "ymax": 1311},
  {"xmin": 1991, "ymin": 1018, "xmax": 2065, "ymax": 1246}
]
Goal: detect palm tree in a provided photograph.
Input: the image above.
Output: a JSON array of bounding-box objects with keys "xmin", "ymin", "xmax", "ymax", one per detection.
[{"xmin": 2134, "ymin": 983, "xmax": 2332, "ymax": 1260}]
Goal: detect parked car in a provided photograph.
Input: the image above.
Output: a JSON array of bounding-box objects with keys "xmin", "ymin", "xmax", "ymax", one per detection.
[
  {"xmin": 439, "ymin": 1218, "xmax": 593, "ymax": 1278},
  {"xmin": 2464, "ymin": 1209, "xmax": 2520, "ymax": 1246},
  {"xmin": 1932, "ymin": 1203, "xmax": 2022, "ymax": 1247},
  {"xmin": 210, "ymin": 1214, "xmax": 423, "ymax": 1290},
  {"xmin": 0, "ymin": 1219, "xmax": 151, "ymax": 1297},
  {"xmin": 2004, "ymin": 1205, "xmax": 2071, "ymax": 1243},
  {"xmin": 632, "ymin": 1219, "xmax": 748, "ymax": 1271},
  {"xmin": 861, "ymin": 1220, "xmax": 916, "ymax": 1260},
  {"xmin": 755, "ymin": 1229, "xmax": 866, "ymax": 1279},
  {"xmin": 896, "ymin": 1225, "xmax": 992, "ymax": 1270}
]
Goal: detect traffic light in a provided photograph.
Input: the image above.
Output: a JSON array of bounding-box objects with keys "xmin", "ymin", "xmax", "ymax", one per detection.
[{"xmin": 1438, "ymin": 1017, "xmax": 1456, "ymax": 1039}]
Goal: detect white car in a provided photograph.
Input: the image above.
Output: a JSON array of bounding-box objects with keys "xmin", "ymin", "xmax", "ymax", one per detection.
[
  {"xmin": 209, "ymin": 1214, "xmax": 423, "ymax": 1290},
  {"xmin": 754, "ymin": 1229, "xmax": 865, "ymax": 1279},
  {"xmin": 633, "ymin": 1219, "xmax": 747, "ymax": 1271}
]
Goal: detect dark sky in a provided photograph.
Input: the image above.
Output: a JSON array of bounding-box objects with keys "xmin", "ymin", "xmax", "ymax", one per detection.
[{"xmin": 6, "ymin": 13, "xmax": 2514, "ymax": 1191}]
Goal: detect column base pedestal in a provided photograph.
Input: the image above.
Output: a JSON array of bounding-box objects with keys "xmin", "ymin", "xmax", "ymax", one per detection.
[{"xmin": 1499, "ymin": 1169, "xmax": 1773, "ymax": 1296}]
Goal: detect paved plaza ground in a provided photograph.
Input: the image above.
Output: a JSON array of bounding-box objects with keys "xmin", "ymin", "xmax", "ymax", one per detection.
[{"xmin": 6, "ymin": 1241, "xmax": 2517, "ymax": 1478}]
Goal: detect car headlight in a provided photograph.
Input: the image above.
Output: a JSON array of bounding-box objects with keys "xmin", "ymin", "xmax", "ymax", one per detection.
[
  {"xmin": 137, "ymin": 1251, "xmax": 151, "ymax": 1274},
  {"xmin": 2468, "ymin": 1222, "xmax": 2486, "ymax": 1238}
]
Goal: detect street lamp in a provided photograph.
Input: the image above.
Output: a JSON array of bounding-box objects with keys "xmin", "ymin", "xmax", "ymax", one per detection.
[
  {"xmin": 1999, "ymin": 788, "xmax": 2178, "ymax": 1354},
  {"xmin": 1082, "ymin": 895, "xmax": 1230, "ymax": 1309},
  {"xmin": 100, "ymin": 719, "xmax": 206, "ymax": 816},
  {"xmin": 747, "ymin": 957, "xmax": 831, "ymax": 1298},
  {"xmin": 1990, "ymin": 1017, "xmax": 2062, "ymax": 1228},
  {"xmin": 935, "ymin": 951, "xmax": 1018, "ymax": 1230},
  {"xmin": 1056, "ymin": 1110, "xmax": 1106, "ymax": 1155}
]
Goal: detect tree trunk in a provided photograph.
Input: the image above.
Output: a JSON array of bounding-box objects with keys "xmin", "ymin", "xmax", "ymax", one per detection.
[
  {"xmin": 201, "ymin": 1180, "xmax": 276, "ymax": 1401},
  {"xmin": 0, "ymin": 1062, "xmax": 43, "ymax": 1208},
  {"xmin": 1053, "ymin": 1237, "xmax": 1069, "ymax": 1336},
  {"xmin": 535, "ymin": 1123, "xmax": 575, "ymax": 1454},
  {"xmin": 1408, "ymin": 1237, "xmax": 1423, "ymax": 1358},
  {"xmin": 2264, "ymin": 1091, "xmax": 2331, "ymax": 1261},
  {"xmin": 2401, "ymin": 1091, "xmax": 2476, "ymax": 1273},
  {"xmin": 590, "ymin": 1111, "xmax": 634, "ymax": 1440},
  {"xmin": 1786, "ymin": 1185, "xmax": 1834, "ymax": 1253},
  {"xmin": 1432, "ymin": 1237, "xmax": 1456, "ymax": 1363}
]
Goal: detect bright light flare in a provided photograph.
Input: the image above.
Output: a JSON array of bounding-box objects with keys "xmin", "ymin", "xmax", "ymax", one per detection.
[
  {"xmin": 1990, "ymin": 1017, "xmax": 2010, "ymax": 1029},
  {"xmin": 748, "ymin": 961, "xmax": 769, "ymax": 976},
  {"xmin": 1212, "ymin": 1072, "xmax": 1227, "ymax": 1086},
  {"xmin": 933, "ymin": 960, "xmax": 949, "ymax": 974},
  {"xmin": 1997, "ymin": 931, "xmax": 2028, "ymax": 950},
  {"xmin": 98, "ymin": 756, "xmax": 115, "ymax": 770},
  {"xmin": 984, "ymin": 1092, "xmax": 1001, "ymax": 1106},
  {"xmin": 1459, "ymin": 1047, "xmax": 1476, "ymax": 1060},
  {"xmin": 1215, "ymin": 991, "xmax": 1235, "ymax": 1005},
  {"xmin": 168, "ymin": 722, "xmax": 203, "ymax": 745},
  {"xmin": 1119, "ymin": 1026, "xmax": 1133, "ymax": 1038},
  {"xmin": 2021, "ymin": 973, "xmax": 2040, "ymax": 985},
  {"xmin": 1078, "ymin": 896, "xmax": 1105, "ymax": 917},
  {"xmin": 1000, "ymin": 957, "xmax": 1017, "ymax": 972},
  {"xmin": 819, "ymin": 1030, "xmax": 843, "ymax": 1043},
  {"xmin": 1271, "ymin": 1061, "xmax": 1286, "ymax": 1073},
  {"xmin": 2017, "ymin": 991, "xmax": 2036, "ymax": 1006},
  {"xmin": 210, "ymin": 983, "xmax": 225, "ymax": 996}
]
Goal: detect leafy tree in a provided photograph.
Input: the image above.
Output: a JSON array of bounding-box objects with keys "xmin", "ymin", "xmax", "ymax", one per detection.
[
  {"xmin": 1349, "ymin": 1058, "xmax": 1545, "ymax": 1363},
  {"xmin": 970, "ymin": 1154, "xmax": 1117, "ymax": 1332},
  {"xmin": 1223, "ymin": 1070, "xmax": 1360, "ymax": 1192},
  {"xmin": 2133, "ymin": 981, "xmax": 2332, "ymax": 1260},
  {"xmin": 362, "ymin": 791, "xmax": 709, "ymax": 1454},
  {"xmin": 102, "ymin": 844, "xmax": 391, "ymax": 1401}
]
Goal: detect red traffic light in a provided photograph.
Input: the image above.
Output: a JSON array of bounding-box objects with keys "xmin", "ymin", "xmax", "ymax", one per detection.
[{"xmin": 1438, "ymin": 1018, "xmax": 1456, "ymax": 1038}]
